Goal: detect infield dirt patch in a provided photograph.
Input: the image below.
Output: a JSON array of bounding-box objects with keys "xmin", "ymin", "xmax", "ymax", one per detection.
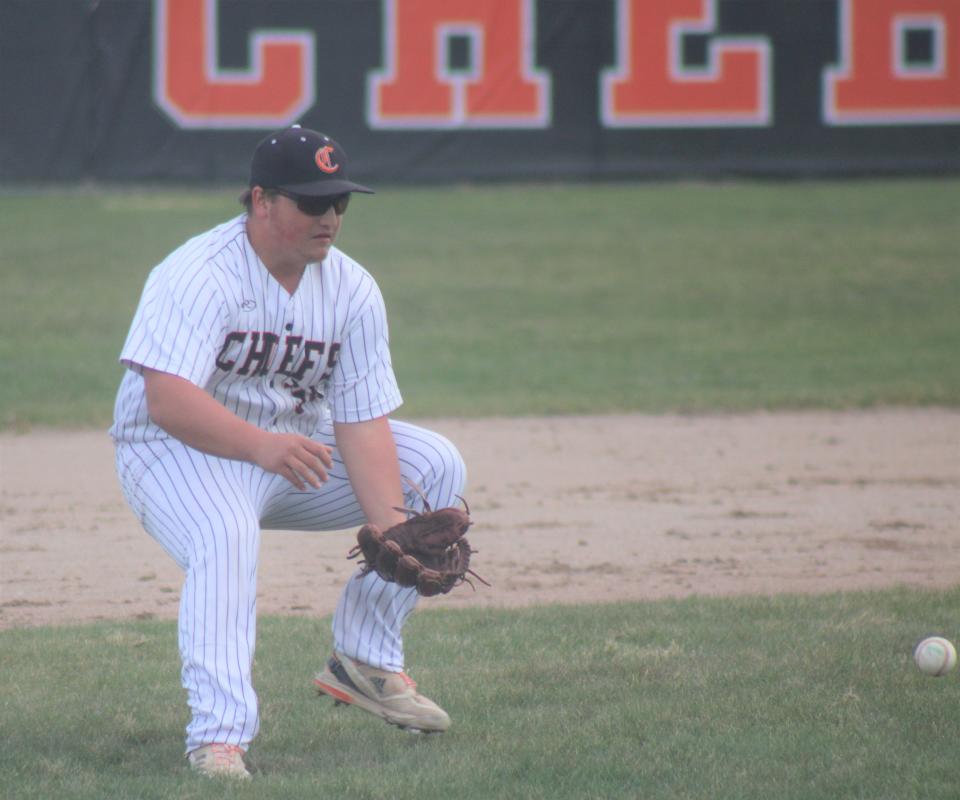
[{"xmin": 1, "ymin": 409, "xmax": 958, "ymax": 629}]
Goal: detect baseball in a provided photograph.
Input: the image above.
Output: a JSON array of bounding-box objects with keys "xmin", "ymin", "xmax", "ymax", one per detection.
[{"xmin": 913, "ymin": 636, "xmax": 957, "ymax": 677}]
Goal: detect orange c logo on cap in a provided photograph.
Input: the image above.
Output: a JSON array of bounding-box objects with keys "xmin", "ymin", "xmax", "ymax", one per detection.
[{"xmin": 315, "ymin": 145, "xmax": 339, "ymax": 174}]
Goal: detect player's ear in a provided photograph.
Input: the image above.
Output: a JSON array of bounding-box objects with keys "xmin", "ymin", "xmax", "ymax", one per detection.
[{"xmin": 249, "ymin": 186, "xmax": 272, "ymax": 217}]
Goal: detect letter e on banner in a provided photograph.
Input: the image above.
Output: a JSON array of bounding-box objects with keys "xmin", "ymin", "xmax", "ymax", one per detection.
[
  {"xmin": 154, "ymin": 0, "xmax": 315, "ymax": 129},
  {"xmin": 823, "ymin": 0, "xmax": 960, "ymax": 124},
  {"xmin": 602, "ymin": 0, "xmax": 771, "ymax": 128},
  {"xmin": 368, "ymin": 0, "xmax": 550, "ymax": 128}
]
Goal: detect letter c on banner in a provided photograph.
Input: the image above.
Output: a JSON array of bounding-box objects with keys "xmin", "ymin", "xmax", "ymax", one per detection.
[
  {"xmin": 154, "ymin": 0, "xmax": 315, "ymax": 129},
  {"xmin": 368, "ymin": 0, "xmax": 550, "ymax": 128}
]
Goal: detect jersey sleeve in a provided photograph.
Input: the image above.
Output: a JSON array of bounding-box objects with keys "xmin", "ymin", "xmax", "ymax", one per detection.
[
  {"xmin": 118, "ymin": 265, "xmax": 226, "ymax": 388},
  {"xmin": 328, "ymin": 280, "xmax": 403, "ymax": 423}
]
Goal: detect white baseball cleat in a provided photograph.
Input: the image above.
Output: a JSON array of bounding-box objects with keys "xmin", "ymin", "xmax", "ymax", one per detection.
[
  {"xmin": 187, "ymin": 743, "xmax": 252, "ymax": 779},
  {"xmin": 314, "ymin": 651, "xmax": 451, "ymax": 733}
]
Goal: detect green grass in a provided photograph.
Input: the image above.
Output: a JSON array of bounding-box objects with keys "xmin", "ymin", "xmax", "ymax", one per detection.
[
  {"xmin": 0, "ymin": 179, "xmax": 958, "ymax": 427},
  {"xmin": 2, "ymin": 587, "xmax": 959, "ymax": 799}
]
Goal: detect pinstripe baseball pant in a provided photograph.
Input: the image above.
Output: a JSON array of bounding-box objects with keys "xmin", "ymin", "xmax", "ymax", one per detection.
[{"xmin": 114, "ymin": 418, "xmax": 466, "ymax": 752}]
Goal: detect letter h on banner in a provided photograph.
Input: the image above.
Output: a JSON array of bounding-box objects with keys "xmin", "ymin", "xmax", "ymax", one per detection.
[{"xmin": 366, "ymin": 0, "xmax": 551, "ymax": 128}]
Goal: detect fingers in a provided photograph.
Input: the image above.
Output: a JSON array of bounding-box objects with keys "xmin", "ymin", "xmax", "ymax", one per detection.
[
  {"xmin": 304, "ymin": 439, "xmax": 334, "ymax": 469},
  {"xmin": 284, "ymin": 437, "xmax": 334, "ymax": 490},
  {"xmin": 286, "ymin": 451, "xmax": 329, "ymax": 491},
  {"xmin": 256, "ymin": 433, "xmax": 335, "ymax": 490},
  {"xmin": 281, "ymin": 464, "xmax": 309, "ymax": 492}
]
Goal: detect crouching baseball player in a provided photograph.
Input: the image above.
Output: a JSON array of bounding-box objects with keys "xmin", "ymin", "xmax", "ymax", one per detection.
[{"xmin": 110, "ymin": 126, "xmax": 466, "ymax": 779}]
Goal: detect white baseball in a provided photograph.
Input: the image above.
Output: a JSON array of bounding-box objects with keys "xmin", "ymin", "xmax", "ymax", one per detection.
[{"xmin": 913, "ymin": 636, "xmax": 958, "ymax": 677}]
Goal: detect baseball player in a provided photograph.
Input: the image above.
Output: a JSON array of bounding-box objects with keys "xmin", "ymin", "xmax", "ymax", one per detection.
[{"xmin": 110, "ymin": 126, "xmax": 466, "ymax": 779}]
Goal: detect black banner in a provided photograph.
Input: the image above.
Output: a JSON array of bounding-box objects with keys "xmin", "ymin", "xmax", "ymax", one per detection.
[{"xmin": 2, "ymin": 0, "xmax": 958, "ymax": 184}]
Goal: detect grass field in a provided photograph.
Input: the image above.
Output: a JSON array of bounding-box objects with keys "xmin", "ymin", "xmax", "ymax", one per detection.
[
  {"xmin": 1, "ymin": 179, "xmax": 958, "ymax": 797},
  {"xmin": 1, "ymin": 179, "xmax": 958, "ymax": 427},
  {"xmin": 2, "ymin": 588, "xmax": 959, "ymax": 800}
]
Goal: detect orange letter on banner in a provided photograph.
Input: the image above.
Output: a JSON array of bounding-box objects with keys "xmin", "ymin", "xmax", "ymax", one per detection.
[
  {"xmin": 601, "ymin": 0, "xmax": 770, "ymax": 127},
  {"xmin": 368, "ymin": 0, "xmax": 549, "ymax": 128},
  {"xmin": 824, "ymin": 0, "xmax": 960, "ymax": 124},
  {"xmin": 154, "ymin": 0, "xmax": 315, "ymax": 129}
]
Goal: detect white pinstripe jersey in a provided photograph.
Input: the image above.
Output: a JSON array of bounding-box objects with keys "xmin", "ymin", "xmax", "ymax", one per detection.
[{"xmin": 110, "ymin": 215, "xmax": 402, "ymax": 444}]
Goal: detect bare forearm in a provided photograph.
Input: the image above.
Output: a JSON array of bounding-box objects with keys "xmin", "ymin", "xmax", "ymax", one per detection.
[
  {"xmin": 334, "ymin": 417, "xmax": 406, "ymax": 530},
  {"xmin": 143, "ymin": 368, "xmax": 332, "ymax": 489},
  {"xmin": 144, "ymin": 368, "xmax": 266, "ymax": 461}
]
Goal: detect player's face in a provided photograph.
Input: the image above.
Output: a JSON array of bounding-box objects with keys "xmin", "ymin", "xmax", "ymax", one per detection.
[
  {"xmin": 277, "ymin": 192, "xmax": 343, "ymax": 262},
  {"xmin": 258, "ymin": 189, "xmax": 346, "ymax": 266}
]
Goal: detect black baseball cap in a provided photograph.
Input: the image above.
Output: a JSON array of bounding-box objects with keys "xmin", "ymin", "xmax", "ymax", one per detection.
[{"xmin": 248, "ymin": 125, "xmax": 374, "ymax": 197}]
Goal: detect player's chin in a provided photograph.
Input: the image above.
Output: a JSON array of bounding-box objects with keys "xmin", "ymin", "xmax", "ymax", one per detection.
[{"xmin": 308, "ymin": 239, "xmax": 334, "ymax": 261}]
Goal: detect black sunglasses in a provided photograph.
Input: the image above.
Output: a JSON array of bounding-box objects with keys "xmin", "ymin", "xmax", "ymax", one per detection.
[{"xmin": 275, "ymin": 190, "xmax": 351, "ymax": 216}]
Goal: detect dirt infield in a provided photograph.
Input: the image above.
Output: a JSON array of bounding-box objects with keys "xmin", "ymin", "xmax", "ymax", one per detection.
[{"xmin": 1, "ymin": 409, "xmax": 958, "ymax": 629}]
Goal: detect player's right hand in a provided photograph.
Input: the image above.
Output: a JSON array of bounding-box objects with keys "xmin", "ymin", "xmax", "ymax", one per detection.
[{"xmin": 253, "ymin": 433, "xmax": 334, "ymax": 490}]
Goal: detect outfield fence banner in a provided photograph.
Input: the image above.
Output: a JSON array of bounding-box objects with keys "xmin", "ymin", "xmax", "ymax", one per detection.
[{"xmin": 2, "ymin": 0, "xmax": 958, "ymax": 184}]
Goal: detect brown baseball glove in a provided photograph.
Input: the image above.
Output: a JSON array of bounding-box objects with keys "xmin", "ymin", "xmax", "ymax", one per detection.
[{"xmin": 348, "ymin": 493, "xmax": 487, "ymax": 597}]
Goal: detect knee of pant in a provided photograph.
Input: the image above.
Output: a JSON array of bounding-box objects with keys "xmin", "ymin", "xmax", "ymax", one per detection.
[
  {"xmin": 189, "ymin": 514, "xmax": 260, "ymax": 567},
  {"xmin": 413, "ymin": 435, "xmax": 467, "ymax": 506}
]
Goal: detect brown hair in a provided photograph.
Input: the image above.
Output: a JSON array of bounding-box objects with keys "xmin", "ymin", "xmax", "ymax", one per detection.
[{"xmin": 240, "ymin": 187, "xmax": 279, "ymax": 213}]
